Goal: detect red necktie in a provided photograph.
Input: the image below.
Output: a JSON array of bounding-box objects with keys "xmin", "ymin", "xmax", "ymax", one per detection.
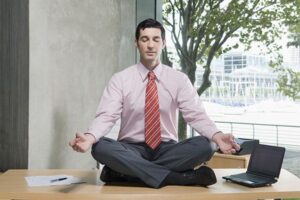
[{"xmin": 145, "ymin": 71, "xmax": 161, "ymax": 149}]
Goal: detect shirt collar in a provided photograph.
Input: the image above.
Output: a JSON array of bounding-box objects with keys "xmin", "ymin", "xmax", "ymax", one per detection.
[{"xmin": 137, "ymin": 62, "xmax": 162, "ymax": 82}]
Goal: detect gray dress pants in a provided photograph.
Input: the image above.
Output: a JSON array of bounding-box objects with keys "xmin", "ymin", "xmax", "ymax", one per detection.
[{"xmin": 91, "ymin": 136, "xmax": 214, "ymax": 188}]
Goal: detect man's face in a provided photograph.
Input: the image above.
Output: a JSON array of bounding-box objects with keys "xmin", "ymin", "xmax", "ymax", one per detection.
[{"xmin": 135, "ymin": 28, "xmax": 165, "ymax": 66}]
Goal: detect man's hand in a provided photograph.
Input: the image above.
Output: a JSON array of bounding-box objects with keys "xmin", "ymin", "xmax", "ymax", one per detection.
[
  {"xmin": 212, "ymin": 132, "xmax": 240, "ymax": 154},
  {"xmin": 69, "ymin": 133, "xmax": 96, "ymax": 153}
]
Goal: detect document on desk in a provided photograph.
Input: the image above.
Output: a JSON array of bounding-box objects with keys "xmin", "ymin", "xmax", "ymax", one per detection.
[{"xmin": 25, "ymin": 175, "xmax": 84, "ymax": 187}]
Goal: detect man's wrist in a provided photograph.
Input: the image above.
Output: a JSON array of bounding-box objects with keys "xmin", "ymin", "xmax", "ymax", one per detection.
[
  {"xmin": 212, "ymin": 131, "xmax": 223, "ymax": 143},
  {"xmin": 211, "ymin": 131, "xmax": 223, "ymax": 152},
  {"xmin": 84, "ymin": 133, "xmax": 96, "ymax": 144}
]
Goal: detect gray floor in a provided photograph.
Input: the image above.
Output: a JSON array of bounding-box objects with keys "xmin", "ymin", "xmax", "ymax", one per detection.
[{"xmin": 282, "ymin": 150, "xmax": 300, "ymax": 178}]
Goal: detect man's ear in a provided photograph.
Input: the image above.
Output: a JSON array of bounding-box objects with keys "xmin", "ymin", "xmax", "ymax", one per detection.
[
  {"xmin": 162, "ymin": 39, "xmax": 166, "ymax": 49},
  {"xmin": 135, "ymin": 40, "xmax": 138, "ymax": 48}
]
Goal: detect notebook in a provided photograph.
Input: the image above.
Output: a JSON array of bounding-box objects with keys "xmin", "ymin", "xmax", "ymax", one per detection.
[{"xmin": 222, "ymin": 144, "xmax": 285, "ymax": 187}]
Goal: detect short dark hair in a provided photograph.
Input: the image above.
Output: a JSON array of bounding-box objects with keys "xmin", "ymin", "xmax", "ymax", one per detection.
[{"xmin": 135, "ymin": 18, "xmax": 165, "ymax": 40}]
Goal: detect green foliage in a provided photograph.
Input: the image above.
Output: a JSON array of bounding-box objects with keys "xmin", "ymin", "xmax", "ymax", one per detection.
[
  {"xmin": 163, "ymin": 0, "xmax": 299, "ymax": 139},
  {"xmin": 163, "ymin": 0, "xmax": 299, "ymax": 88},
  {"xmin": 287, "ymin": 22, "xmax": 300, "ymax": 48},
  {"xmin": 276, "ymin": 68, "xmax": 300, "ymax": 101},
  {"xmin": 275, "ymin": 0, "xmax": 300, "ymax": 101},
  {"xmin": 284, "ymin": 0, "xmax": 300, "ymax": 47}
]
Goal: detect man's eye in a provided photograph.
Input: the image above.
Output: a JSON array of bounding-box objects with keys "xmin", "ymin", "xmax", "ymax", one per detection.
[{"xmin": 141, "ymin": 38, "xmax": 148, "ymax": 42}]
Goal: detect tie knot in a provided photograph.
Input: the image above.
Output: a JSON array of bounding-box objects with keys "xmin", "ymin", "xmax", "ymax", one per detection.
[{"xmin": 148, "ymin": 71, "xmax": 156, "ymax": 81}]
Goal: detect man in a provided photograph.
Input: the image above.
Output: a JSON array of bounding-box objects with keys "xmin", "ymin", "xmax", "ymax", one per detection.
[{"xmin": 69, "ymin": 18, "xmax": 240, "ymax": 188}]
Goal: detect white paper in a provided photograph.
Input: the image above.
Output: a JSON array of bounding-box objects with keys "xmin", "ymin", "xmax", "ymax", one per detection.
[{"xmin": 25, "ymin": 175, "xmax": 83, "ymax": 187}]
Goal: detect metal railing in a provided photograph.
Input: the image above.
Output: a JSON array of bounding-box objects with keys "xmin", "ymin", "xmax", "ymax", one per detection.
[{"xmin": 191, "ymin": 121, "xmax": 300, "ymax": 151}]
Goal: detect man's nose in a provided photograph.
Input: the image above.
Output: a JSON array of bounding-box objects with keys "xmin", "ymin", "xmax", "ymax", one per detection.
[{"xmin": 147, "ymin": 40, "xmax": 154, "ymax": 48}]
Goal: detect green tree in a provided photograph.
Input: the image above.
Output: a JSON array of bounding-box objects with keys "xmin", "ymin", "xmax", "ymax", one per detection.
[
  {"xmin": 276, "ymin": 2, "xmax": 300, "ymax": 101},
  {"xmin": 286, "ymin": 0, "xmax": 300, "ymax": 48},
  {"xmin": 276, "ymin": 68, "xmax": 300, "ymax": 101},
  {"xmin": 287, "ymin": 23, "xmax": 300, "ymax": 48},
  {"xmin": 163, "ymin": 0, "xmax": 299, "ymax": 140}
]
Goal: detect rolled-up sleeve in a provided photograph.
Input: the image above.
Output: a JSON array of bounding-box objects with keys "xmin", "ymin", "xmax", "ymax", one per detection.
[
  {"xmin": 177, "ymin": 74, "xmax": 220, "ymax": 139},
  {"xmin": 87, "ymin": 74, "xmax": 123, "ymax": 141}
]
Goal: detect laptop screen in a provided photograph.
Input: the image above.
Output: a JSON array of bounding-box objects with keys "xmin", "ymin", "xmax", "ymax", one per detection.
[{"xmin": 247, "ymin": 144, "xmax": 285, "ymax": 178}]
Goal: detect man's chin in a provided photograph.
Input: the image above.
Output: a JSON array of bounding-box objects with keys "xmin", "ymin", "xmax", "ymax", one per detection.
[
  {"xmin": 142, "ymin": 56, "xmax": 155, "ymax": 61},
  {"xmin": 141, "ymin": 58, "xmax": 160, "ymax": 66}
]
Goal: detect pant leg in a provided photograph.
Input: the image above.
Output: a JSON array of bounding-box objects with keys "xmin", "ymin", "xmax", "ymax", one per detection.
[
  {"xmin": 153, "ymin": 136, "xmax": 215, "ymax": 172},
  {"xmin": 91, "ymin": 137, "xmax": 170, "ymax": 188}
]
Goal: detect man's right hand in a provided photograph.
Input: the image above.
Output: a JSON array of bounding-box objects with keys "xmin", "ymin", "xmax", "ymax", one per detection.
[{"xmin": 69, "ymin": 133, "xmax": 96, "ymax": 153}]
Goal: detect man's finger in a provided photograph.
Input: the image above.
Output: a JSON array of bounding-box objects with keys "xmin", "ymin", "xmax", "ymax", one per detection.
[
  {"xmin": 228, "ymin": 134, "xmax": 235, "ymax": 142},
  {"xmin": 76, "ymin": 132, "xmax": 86, "ymax": 140},
  {"xmin": 233, "ymin": 142, "xmax": 240, "ymax": 151},
  {"xmin": 230, "ymin": 148, "xmax": 236, "ymax": 154},
  {"xmin": 73, "ymin": 146, "xmax": 78, "ymax": 152},
  {"xmin": 78, "ymin": 148, "xmax": 85, "ymax": 153},
  {"xmin": 76, "ymin": 145, "xmax": 86, "ymax": 153},
  {"xmin": 69, "ymin": 139, "xmax": 76, "ymax": 147},
  {"xmin": 76, "ymin": 132, "xmax": 84, "ymax": 138},
  {"xmin": 224, "ymin": 149, "xmax": 232, "ymax": 154}
]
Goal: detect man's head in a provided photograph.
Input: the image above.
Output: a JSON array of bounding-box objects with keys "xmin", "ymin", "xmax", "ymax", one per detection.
[
  {"xmin": 135, "ymin": 18, "xmax": 166, "ymax": 69},
  {"xmin": 135, "ymin": 18, "xmax": 165, "ymax": 41}
]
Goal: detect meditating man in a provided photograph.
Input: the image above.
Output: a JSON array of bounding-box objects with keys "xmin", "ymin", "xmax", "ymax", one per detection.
[{"xmin": 69, "ymin": 18, "xmax": 240, "ymax": 188}]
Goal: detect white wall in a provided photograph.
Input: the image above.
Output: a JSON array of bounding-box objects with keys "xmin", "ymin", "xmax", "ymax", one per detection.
[{"xmin": 29, "ymin": 0, "xmax": 136, "ymax": 169}]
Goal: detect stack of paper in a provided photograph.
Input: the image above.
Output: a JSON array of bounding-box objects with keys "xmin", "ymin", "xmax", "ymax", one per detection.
[{"xmin": 25, "ymin": 175, "xmax": 84, "ymax": 187}]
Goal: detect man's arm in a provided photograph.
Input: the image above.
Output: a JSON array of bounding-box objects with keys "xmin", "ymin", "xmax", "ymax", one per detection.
[
  {"xmin": 177, "ymin": 74, "xmax": 219, "ymax": 139},
  {"xmin": 69, "ymin": 74, "xmax": 123, "ymax": 153},
  {"xmin": 86, "ymin": 74, "xmax": 123, "ymax": 141},
  {"xmin": 177, "ymin": 74, "xmax": 240, "ymax": 153}
]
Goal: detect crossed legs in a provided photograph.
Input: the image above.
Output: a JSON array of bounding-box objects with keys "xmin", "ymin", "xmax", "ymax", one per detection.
[{"xmin": 91, "ymin": 136, "xmax": 215, "ymax": 188}]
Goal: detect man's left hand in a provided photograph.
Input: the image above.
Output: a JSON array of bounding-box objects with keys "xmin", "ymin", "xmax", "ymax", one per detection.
[{"xmin": 212, "ymin": 132, "xmax": 240, "ymax": 154}]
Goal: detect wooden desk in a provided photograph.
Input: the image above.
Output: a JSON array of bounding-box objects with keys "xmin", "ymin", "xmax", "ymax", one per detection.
[
  {"xmin": 0, "ymin": 169, "xmax": 299, "ymax": 200},
  {"xmin": 207, "ymin": 153, "xmax": 250, "ymax": 168}
]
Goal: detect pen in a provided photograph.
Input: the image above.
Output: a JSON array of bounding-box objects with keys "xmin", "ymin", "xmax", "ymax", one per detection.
[{"xmin": 50, "ymin": 177, "xmax": 67, "ymax": 183}]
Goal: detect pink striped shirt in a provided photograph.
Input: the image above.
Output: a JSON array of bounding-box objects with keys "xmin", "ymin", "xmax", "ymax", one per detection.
[{"xmin": 87, "ymin": 63, "xmax": 220, "ymax": 142}]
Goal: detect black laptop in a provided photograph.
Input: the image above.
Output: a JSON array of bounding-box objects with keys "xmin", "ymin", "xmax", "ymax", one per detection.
[{"xmin": 222, "ymin": 144, "xmax": 285, "ymax": 187}]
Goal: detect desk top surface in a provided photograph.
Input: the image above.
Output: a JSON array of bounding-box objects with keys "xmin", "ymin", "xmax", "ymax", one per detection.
[
  {"xmin": 213, "ymin": 152, "xmax": 251, "ymax": 159},
  {"xmin": 0, "ymin": 168, "xmax": 299, "ymax": 200}
]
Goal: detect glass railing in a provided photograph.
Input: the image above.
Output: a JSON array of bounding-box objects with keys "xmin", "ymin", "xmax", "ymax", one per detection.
[{"xmin": 191, "ymin": 121, "xmax": 300, "ymax": 151}]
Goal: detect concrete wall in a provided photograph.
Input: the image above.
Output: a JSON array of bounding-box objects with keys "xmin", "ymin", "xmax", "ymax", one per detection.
[{"xmin": 29, "ymin": 0, "xmax": 136, "ymax": 169}]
